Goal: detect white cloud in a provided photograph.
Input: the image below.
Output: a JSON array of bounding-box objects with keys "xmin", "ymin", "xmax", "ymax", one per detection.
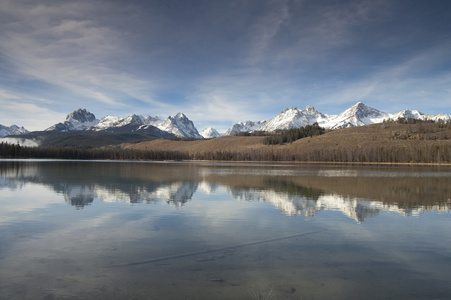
[
  {"xmin": 246, "ymin": 0, "xmax": 291, "ymax": 65},
  {"xmin": 0, "ymin": 1, "xmax": 162, "ymax": 109},
  {"xmin": 0, "ymin": 0, "xmax": 450, "ymax": 130},
  {"xmin": 316, "ymin": 40, "xmax": 451, "ymax": 113},
  {"xmin": 0, "ymin": 182, "xmax": 63, "ymax": 225},
  {"xmin": 0, "ymin": 98, "xmax": 66, "ymax": 130}
]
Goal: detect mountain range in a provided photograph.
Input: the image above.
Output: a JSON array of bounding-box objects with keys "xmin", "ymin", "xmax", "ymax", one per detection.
[
  {"xmin": 1, "ymin": 102, "xmax": 450, "ymax": 145},
  {"xmin": 0, "ymin": 124, "xmax": 29, "ymax": 138}
]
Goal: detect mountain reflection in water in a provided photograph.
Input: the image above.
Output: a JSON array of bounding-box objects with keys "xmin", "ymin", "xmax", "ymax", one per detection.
[
  {"xmin": 1, "ymin": 160, "xmax": 449, "ymax": 222},
  {"xmin": 1, "ymin": 160, "xmax": 451, "ymax": 300}
]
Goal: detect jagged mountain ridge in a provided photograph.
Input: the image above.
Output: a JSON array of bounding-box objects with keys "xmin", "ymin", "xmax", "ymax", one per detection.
[
  {"xmin": 252, "ymin": 102, "xmax": 451, "ymax": 133},
  {"xmin": 158, "ymin": 113, "xmax": 203, "ymax": 139},
  {"xmin": 0, "ymin": 124, "xmax": 29, "ymax": 138},
  {"xmin": 225, "ymin": 120, "xmax": 267, "ymax": 135},
  {"xmin": 2, "ymin": 102, "xmax": 451, "ymax": 141},
  {"xmin": 200, "ymin": 127, "xmax": 221, "ymax": 138},
  {"xmin": 46, "ymin": 108, "xmax": 98, "ymax": 131},
  {"xmin": 45, "ymin": 109, "xmax": 200, "ymax": 138}
]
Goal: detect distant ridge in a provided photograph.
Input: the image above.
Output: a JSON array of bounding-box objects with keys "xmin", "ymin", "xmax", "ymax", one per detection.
[
  {"xmin": 200, "ymin": 127, "xmax": 221, "ymax": 138},
  {"xmin": 44, "ymin": 109, "xmax": 200, "ymax": 139},
  {"xmin": 237, "ymin": 102, "xmax": 451, "ymax": 134},
  {"xmin": 0, "ymin": 124, "xmax": 29, "ymax": 138},
  {"xmin": 1, "ymin": 102, "xmax": 451, "ymax": 146}
]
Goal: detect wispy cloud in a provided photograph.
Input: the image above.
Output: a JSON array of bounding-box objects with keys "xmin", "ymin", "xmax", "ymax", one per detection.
[
  {"xmin": 0, "ymin": 93, "xmax": 66, "ymax": 130},
  {"xmin": 0, "ymin": 0, "xmax": 450, "ymax": 130},
  {"xmin": 316, "ymin": 38, "xmax": 451, "ymax": 113},
  {"xmin": 0, "ymin": 1, "xmax": 162, "ymax": 110},
  {"xmin": 246, "ymin": 0, "xmax": 291, "ymax": 65}
]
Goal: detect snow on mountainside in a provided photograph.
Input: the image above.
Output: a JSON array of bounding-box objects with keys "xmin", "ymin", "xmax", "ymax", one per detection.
[
  {"xmin": 45, "ymin": 109, "xmax": 201, "ymax": 138},
  {"xmin": 93, "ymin": 114, "xmax": 162, "ymax": 131},
  {"xmin": 230, "ymin": 101, "xmax": 451, "ymax": 134},
  {"xmin": 390, "ymin": 109, "xmax": 451, "ymax": 122},
  {"xmin": 0, "ymin": 124, "xmax": 29, "ymax": 137},
  {"xmin": 225, "ymin": 120, "xmax": 267, "ymax": 136},
  {"xmin": 7, "ymin": 102, "xmax": 451, "ymax": 144},
  {"xmin": 46, "ymin": 108, "xmax": 99, "ymax": 132},
  {"xmin": 259, "ymin": 105, "xmax": 329, "ymax": 132},
  {"xmin": 158, "ymin": 113, "xmax": 203, "ymax": 139},
  {"xmin": 325, "ymin": 102, "xmax": 389, "ymax": 129},
  {"xmin": 200, "ymin": 127, "xmax": 222, "ymax": 138}
]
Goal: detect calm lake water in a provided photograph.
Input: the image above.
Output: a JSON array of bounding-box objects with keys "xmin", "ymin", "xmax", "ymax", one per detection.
[{"xmin": 1, "ymin": 160, "xmax": 450, "ymax": 300}]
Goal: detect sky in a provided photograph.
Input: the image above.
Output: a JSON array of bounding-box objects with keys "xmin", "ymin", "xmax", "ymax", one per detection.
[{"xmin": 0, "ymin": 0, "xmax": 450, "ymax": 133}]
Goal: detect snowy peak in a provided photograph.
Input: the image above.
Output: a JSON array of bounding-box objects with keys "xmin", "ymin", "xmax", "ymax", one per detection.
[
  {"xmin": 66, "ymin": 108, "xmax": 97, "ymax": 123},
  {"xmin": 328, "ymin": 102, "xmax": 389, "ymax": 129},
  {"xmin": 94, "ymin": 114, "xmax": 163, "ymax": 131},
  {"xmin": 159, "ymin": 113, "xmax": 203, "ymax": 138},
  {"xmin": 259, "ymin": 105, "xmax": 327, "ymax": 132},
  {"xmin": 173, "ymin": 112, "xmax": 188, "ymax": 120},
  {"xmin": 259, "ymin": 108, "xmax": 304, "ymax": 131},
  {"xmin": 0, "ymin": 124, "xmax": 29, "ymax": 137},
  {"xmin": 46, "ymin": 109, "xmax": 99, "ymax": 132},
  {"xmin": 124, "ymin": 114, "xmax": 146, "ymax": 125},
  {"xmin": 225, "ymin": 120, "xmax": 266, "ymax": 136},
  {"xmin": 12, "ymin": 102, "xmax": 451, "ymax": 143},
  {"xmin": 304, "ymin": 105, "xmax": 319, "ymax": 114},
  {"xmin": 348, "ymin": 102, "xmax": 385, "ymax": 119},
  {"xmin": 389, "ymin": 108, "xmax": 451, "ymax": 122},
  {"xmin": 200, "ymin": 127, "xmax": 221, "ymax": 138},
  {"xmin": 45, "ymin": 109, "xmax": 202, "ymax": 138},
  {"xmin": 392, "ymin": 109, "xmax": 423, "ymax": 120},
  {"xmin": 229, "ymin": 101, "xmax": 451, "ymax": 134}
]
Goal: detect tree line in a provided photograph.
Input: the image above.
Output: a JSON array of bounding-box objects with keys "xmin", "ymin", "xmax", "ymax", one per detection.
[
  {"xmin": 387, "ymin": 117, "xmax": 451, "ymax": 126},
  {"xmin": 0, "ymin": 142, "xmax": 189, "ymax": 161},
  {"xmin": 263, "ymin": 123, "xmax": 326, "ymax": 145},
  {"xmin": 385, "ymin": 118, "xmax": 451, "ymax": 140},
  {"xmin": 190, "ymin": 144, "xmax": 451, "ymax": 164},
  {"xmin": 2, "ymin": 117, "xmax": 451, "ymax": 164},
  {"xmin": 2, "ymin": 141, "xmax": 451, "ymax": 164}
]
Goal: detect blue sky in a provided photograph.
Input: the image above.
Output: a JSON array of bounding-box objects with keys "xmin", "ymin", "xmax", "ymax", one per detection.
[{"xmin": 0, "ymin": 0, "xmax": 450, "ymax": 132}]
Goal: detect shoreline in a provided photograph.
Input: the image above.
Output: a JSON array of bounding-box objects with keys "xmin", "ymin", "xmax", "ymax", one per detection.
[
  {"xmin": 2, "ymin": 157, "xmax": 451, "ymax": 167},
  {"xmin": 185, "ymin": 159, "xmax": 451, "ymax": 166}
]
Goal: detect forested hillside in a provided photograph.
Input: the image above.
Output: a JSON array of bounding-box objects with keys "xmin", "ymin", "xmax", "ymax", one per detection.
[
  {"xmin": 124, "ymin": 119, "xmax": 451, "ymax": 164},
  {"xmin": 2, "ymin": 119, "xmax": 451, "ymax": 164}
]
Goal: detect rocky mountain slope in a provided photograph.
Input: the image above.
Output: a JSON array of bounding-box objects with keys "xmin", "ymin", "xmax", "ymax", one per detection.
[
  {"xmin": 46, "ymin": 109, "xmax": 200, "ymax": 138},
  {"xmin": 200, "ymin": 127, "xmax": 221, "ymax": 138},
  {"xmin": 255, "ymin": 102, "xmax": 451, "ymax": 132},
  {"xmin": 2, "ymin": 102, "xmax": 451, "ymax": 146},
  {"xmin": 0, "ymin": 124, "xmax": 29, "ymax": 138},
  {"xmin": 225, "ymin": 120, "xmax": 267, "ymax": 135}
]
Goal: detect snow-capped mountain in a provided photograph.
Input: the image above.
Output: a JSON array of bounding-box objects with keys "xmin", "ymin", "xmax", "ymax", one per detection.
[
  {"xmin": 200, "ymin": 127, "xmax": 222, "ymax": 138},
  {"xmin": 91, "ymin": 113, "xmax": 173, "ymax": 137},
  {"xmin": 229, "ymin": 102, "xmax": 451, "ymax": 134},
  {"xmin": 45, "ymin": 109, "xmax": 201, "ymax": 138},
  {"xmin": 6, "ymin": 102, "xmax": 451, "ymax": 144},
  {"xmin": 258, "ymin": 105, "xmax": 329, "ymax": 132},
  {"xmin": 325, "ymin": 102, "xmax": 389, "ymax": 129},
  {"xmin": 158, "ymin": 113, "xmax": 203, "ymax": 139},
  {"xmin": 325, "ymin": 102, "xmax": 450, "ymax": 129},
  {"xmin": 93, "ymin": 114, "xmax": 163, "ymax": 131},
  {"xmin": 0, "ymin": 124, "xmax": 29, "ymax": 137},
  {"xmin": 225, "ymin": 120, "xmax": 267, "ymax": 135},
  {"xmin": 390, "ymin": 108, "xmax": 451, "ymax": 122},
  {"xmin": 46, "ymin": 108, "xmax": 99, "ymax": 132}
]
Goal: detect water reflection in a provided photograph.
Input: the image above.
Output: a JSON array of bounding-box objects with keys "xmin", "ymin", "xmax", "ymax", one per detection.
[
  {"xmin": 1, "ymin": 160, "xmax": 451, "ymax": 300},
  {"xmin": 1, "ymin": 160, "xmax": 449, "ymax": 221}
]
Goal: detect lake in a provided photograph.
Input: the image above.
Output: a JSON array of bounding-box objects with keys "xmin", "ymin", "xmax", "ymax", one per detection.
[{"xmin": 0, "ymin": 160, "xmax": 450, "ymax": 300}]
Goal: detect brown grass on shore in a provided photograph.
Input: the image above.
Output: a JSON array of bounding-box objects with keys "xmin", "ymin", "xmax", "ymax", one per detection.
[{"xmin": 122, "ymin": 122, "xmax": 451, "ymax": 164}]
